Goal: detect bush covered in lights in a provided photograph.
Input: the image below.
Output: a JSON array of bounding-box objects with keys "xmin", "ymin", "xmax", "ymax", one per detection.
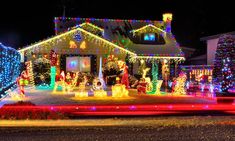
[
  {"xmin": 213, "ymin": 35, "xmax": 235, "ymax": 92},
  {"xmin": 0, "ymin": 43, "xmax": 21, "ymax": 97}
]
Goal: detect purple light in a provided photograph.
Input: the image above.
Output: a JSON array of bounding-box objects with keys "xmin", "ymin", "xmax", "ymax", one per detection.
[
  {"xmin": 90, "ymin": 106, "xmax": 96, "ymax": 111},
  {"xmin": 129, "ymin": 105, "xmax": 136, "ymax": 110}
]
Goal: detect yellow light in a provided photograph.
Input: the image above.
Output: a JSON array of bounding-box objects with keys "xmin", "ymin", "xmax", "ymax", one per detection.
[
  {"xmin": 93, "ymin": 90, "xmax": 107, "ymax": 97},
  {"xmin": 80, "ymin": 41, "xmax": 86, "ymax": 49},
  {"xmin": 18, "ymin": 26, "xmax": 135, "ymax": 56},
  {"xmin": 69, "ymin": 41, "xmax": 77, "ymax": 48},
  {"xmin": 140, "ymin": 59, "xmax": 145, "ymax": 64},
  {"xmin": 75, "ymin": 91, "xmax": 88, "ymax": 98},
  {"xmin": 163, "ymin": 13, "xmax": 173, "ymax": 22},
  {"xmin": 173, "ymin": 72, "xmax": 187, "ymax": 95},
  {"xmin": 79, "ymin": 22, "xmax": 104, "ymax": 33},
  {"xmin": 25, "ymin": 61, "xmax": 35, "ymax": 87},
  {"xmin": 131, "ymin": 24, "xmax": 166, "ymax": 34},
  {"xmin": 136, "ymin": 56, "xmax": 185, "ymax": 60},
  {"xmin": 111, "ymin": 84, "xmax": 129, "ymax": 98}
]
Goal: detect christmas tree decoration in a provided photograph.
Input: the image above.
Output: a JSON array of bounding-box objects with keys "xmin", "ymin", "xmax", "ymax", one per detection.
[
  {"xmin": 50, "ymin": 66, "xmax": 56, "ymax": 88},
  {"xmin": 213, "ymin": 35, "xmax": 235, "ymax": 92},
  {"xmin": 147, "ymin": 63, "xmax": 160, "ymax": 94},
  {"xmin": 33, "ymin": 58, "xmax": 51, "ymax": 85}
]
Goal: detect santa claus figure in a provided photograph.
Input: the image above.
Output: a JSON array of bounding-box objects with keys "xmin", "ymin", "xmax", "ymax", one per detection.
[
  {"xmin": 16, "ymin": 70, "xmax": 29, "ymax": 96},
  {"xmin": 137, "ymin": 78, "xmax": 148, "ymax": 94},
  {"xmin": 49, "ymin": 50, "xmax": 58, "ymax": 66},
  {"xmin": 121, "ymin": 65, "xmax": 129, "ymax": 89}
]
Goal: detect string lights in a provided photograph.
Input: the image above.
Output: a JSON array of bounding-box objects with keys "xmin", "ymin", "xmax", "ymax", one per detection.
[
  {"xmin": 0, "ymin": 43, "xmax": 21, "ymax": 98},
  {"xmin": 130, "ymin": 24, "xmax": 166, "ymax": 35},
  {"xmin": 213, "ymin": 35, "xmax": 235, "ymax": 92}
]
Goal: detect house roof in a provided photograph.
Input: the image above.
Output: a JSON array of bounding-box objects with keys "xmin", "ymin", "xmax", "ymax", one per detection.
[
  {"xmin": 18, "ymin": 17, "xmax": 185, "ymax": 61},
  {"xmin": 54, "ymin": 17, "xmax": 184, "ymax": 58},
  {"xmin": 200, "ymin": 31, "xmax": 235, "ymax": 41},
  {"xmin": 188, "ymin": 54, "xmax": 207, "ymax": 61},
  {"xmin": 127, "ymin": 34, "xmax": 183, "ymax": 56}
]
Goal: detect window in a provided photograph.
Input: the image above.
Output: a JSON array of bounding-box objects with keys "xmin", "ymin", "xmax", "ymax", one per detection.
[{"xmin": 144, "ymin": 33, "xmax": 156, "ymax": 41}]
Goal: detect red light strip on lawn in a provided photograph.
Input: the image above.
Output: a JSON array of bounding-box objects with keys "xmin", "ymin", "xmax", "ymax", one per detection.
[{"xmin": 1, "ymin": 104, "xmax": 235, "ymax": 111}]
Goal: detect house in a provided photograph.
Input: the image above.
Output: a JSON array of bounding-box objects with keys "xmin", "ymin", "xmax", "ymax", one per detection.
[
  {"xmin": 18, "ymin": 13, "xmax": 185, "ymax": 86},
  {"xmin": 180, "ymin": 31, "xmax": 235, "ymax": 83},
  {"xmin": 200, "ymin": 31, "xmax": 235, "ymax": 65}
]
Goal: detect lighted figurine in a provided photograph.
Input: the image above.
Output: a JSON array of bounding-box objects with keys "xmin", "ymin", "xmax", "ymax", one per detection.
[
  {"xmin": 53, "ymin": 71, "xmax": 71, "ymax": 93},
  {"xmin": 121, "ymin": 65, "xmax": 130, "ymax": 89},
  {"xmin": 65, "ymin": 72, "xmax": 72, "ymax": 85},
  {"xmin": 49, "ymin": 50, "xmax": 58, "ymax": 66},
  {"xmin": 142, "ymin": 68, "xmax": 152, "ymax": 92},
  {"xmin": 137, "ymin": 78, "xmax": 148, "ymax": 94},
  {"xmin": 75, "ymin": 75, "xmax": 89, "ymax": 98},
  {"xmin": 173, "ymin": 71, "xmax": 187, "ymax": 95},
  {"xmin": 91, "ymin": 77, "xmax": 103, "ymax": 91},
  {"xmin": 16, "ymin": 70, "xmax": 29, "ymax": 97},
  {"xmin": 171, "ymin": 77, "xmax": 177, "ymax": 93},
  {"xmin": 111, "ymin": 77, "xmax": 129, "ymax": 97},
  {"xmin": 91, "ymin": 77, "xmax": 107, "ymax": 97},
  {"xmin": 78, "ymin": 76, "xmax": 88, "ymax": 91}
]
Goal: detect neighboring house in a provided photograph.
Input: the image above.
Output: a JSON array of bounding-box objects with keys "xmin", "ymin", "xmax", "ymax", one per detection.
[
  {"xmin": 186, "ymin": 54, "xmax": 207, "ymax": 65},
  {"xmin": 180, "ymin": 47, "xmax": 195, "ymax": 60},
  {"xmin": 181, "ymin": 31, "xmax": 235, "ymax": 83},
  {"xmin": 200, "ymin": 31, "xmax": 235, "ymax": 65}
]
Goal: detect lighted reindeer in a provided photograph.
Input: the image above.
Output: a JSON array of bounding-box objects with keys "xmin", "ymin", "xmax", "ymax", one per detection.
[{"xmin": 142, "ymin": 68, "xmax": 152, "ymax": 92}]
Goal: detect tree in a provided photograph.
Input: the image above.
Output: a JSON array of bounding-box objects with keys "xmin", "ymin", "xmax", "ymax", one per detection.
[{"xmin": 213, "ymin": 35, "xmax": 235, "ymax": 92}]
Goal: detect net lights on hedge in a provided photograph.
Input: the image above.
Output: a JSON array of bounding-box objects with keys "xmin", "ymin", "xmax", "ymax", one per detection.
[{"xmin": 0, "ymin": 43, "xmax": 21, "ymax": 98}]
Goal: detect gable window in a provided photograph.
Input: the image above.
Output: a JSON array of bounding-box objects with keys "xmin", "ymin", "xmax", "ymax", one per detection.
[{"xmin": 144, "ymin": 33, "xmax": 156, "ymax": 41}]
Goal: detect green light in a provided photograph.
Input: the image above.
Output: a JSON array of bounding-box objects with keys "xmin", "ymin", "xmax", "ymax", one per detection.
[
  {"xmin": 50, "ymin": 66, "xmax": 56, "ymax": 88},
  {"xmin": 147, "ymin": 62, "xmax": 158, "ymax": 94}
]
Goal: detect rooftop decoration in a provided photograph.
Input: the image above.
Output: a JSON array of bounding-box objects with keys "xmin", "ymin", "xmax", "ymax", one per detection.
[
  {"xmin": 54, "ymin": 17, "xmax": 161, "ymax": 34},
  {"xmin": 18, "ymin": 25, "xmax": 136, "ymax": 56},
  {"xmin": 163, "ymin": 13, "xmax": 173, "ymax": 33},
  {"xmin": 163, "ymin": 13, "xmax": 173, "ymax": 22},
  {"xmin": 75, "ymin": 22, "xmax": 104, "ymax": 36},
  {"xmin": 130, "ymin": 24, "xmax": 166, "ymax": 35}
]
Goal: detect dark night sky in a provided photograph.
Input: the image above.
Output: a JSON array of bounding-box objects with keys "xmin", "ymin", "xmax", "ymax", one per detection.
[{"xmin": 0, "ymin": 0, "xmax": 234, "ymax": 55}]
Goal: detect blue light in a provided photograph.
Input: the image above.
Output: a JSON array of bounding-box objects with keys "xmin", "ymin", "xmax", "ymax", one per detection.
[
  {"xmin": 74, "ymin": 32, "xmax": 82, "ymax": 42},
  {"xmin": 144, "ymin": 33, "xmax": 155, "ymax": 41},
  {"xmin": 69, "ymin": 61, "xmax": 77, "ymax": 67},
  {"xmin": 0, "ymin": 43, "xmax": 21, "ymax": 98}
]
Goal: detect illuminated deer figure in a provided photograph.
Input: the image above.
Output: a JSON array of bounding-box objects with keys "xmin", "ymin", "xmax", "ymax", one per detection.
[{"xmin": 142, "ymin": 68, "xmax": 152, "ymax": 92}]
